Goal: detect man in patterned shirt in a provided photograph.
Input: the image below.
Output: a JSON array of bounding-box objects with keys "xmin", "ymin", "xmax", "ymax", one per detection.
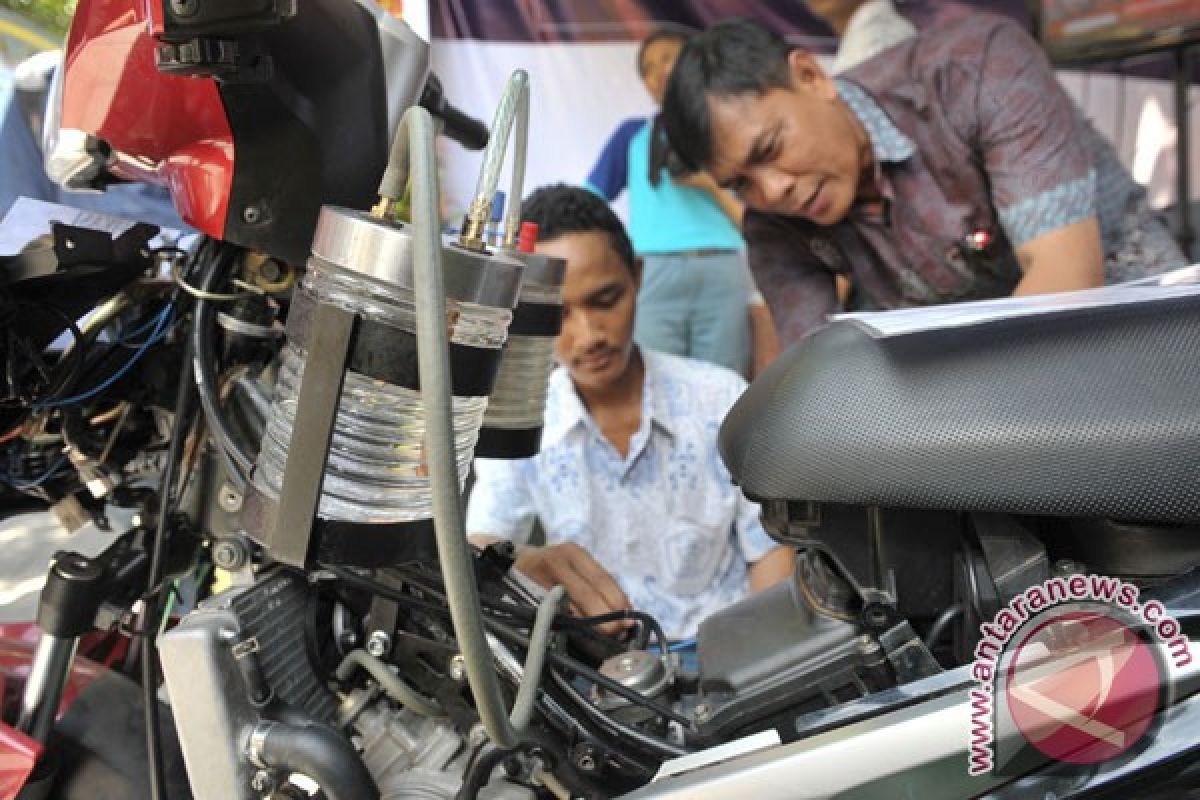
[
  {"xmin": 467, "ymin": 185, "xmax": 793, "ymax": 639},
  {"xmin": 661, "ymin": 15, "xmax": 1186, "ymax": 344}
]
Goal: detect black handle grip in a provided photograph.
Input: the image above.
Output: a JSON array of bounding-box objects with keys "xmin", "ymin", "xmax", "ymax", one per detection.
[
  {"xmin": 437, "ymin": 103, "xmax": 489, "ymax": 151},
  {"xmin": 419, "ymin": 73, "xmax": 489, "ymax": 151}
]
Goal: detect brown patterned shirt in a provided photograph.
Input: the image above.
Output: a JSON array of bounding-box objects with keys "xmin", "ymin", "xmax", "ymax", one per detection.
[{"xmin": 745, "ymin": 13, "xmax": 1185, "ymax": 344}]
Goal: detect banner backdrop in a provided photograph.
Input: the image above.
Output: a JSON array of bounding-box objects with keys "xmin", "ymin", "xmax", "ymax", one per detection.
[{"xmin": 429, "ymin": 1, "xmax": 1198, "ymax": 233}]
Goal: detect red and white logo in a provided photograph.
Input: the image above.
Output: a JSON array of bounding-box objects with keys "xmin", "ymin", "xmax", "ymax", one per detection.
[{"xmin": 1004, "ymin": 610, "xmax": 1163, "ymax": 765}]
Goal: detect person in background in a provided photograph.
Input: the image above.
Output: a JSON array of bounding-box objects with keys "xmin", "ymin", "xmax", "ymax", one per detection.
[
  {"xmin": 806, "ymin": 0, "xmax": 915, "ymax": 74},
  {"xmin": 467, "ymin": 185, "xmax": 793, "ymax": 640},
  {"xmin": 661, "ymin": 16, "xmax": 1186, "ymax": 345},
  {"xmin": 586, "ymin": 27, "xmax": 779, "ymax": 378}
]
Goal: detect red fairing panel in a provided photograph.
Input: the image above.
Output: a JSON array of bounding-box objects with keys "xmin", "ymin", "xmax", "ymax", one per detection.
[
  {"xmin": 60, "ymin": 0, "xmax": 234, "ymax": 238},
  {"xmin": 0, "ymin": 725, "xmax": 40, "ymax": 800}
]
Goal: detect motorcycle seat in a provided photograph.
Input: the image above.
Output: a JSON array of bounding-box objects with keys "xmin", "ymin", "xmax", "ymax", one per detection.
[{"xmin": 721, "ymin": 290, "xmax": 1200, "ymax": 524}]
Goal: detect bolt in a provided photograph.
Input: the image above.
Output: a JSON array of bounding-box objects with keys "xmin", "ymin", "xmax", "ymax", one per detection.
[
  {"xmin": 218, "ymin": 484, "xmax": 243, "ymax": 513},
  {"xmin": 693, "ymin": 703, "xmax": 710, "ymax": 722},
  {"xmin": 574, "ymin": 751, "xmax": 597, "ymax": 773},
  {"xmin": 212, "ymin": 540, "xmax": 244, "ymax": 571},
  {"xmin": 250, "ymin": 770, "xmax": 275, "ymax": 794},
  {"xmin": 259, "ymin": 259, "xmax": 283, "ymax": 283},
  {"xmin": 366, "ymin": 631, "xmax": 391, "ymax": 658},
  {"xmin": 865, "ymin": 607, "xmax": 889, "ymax": 627},
  {"xmin": 467, "ymin": 723, "xmax": 488, "ymax": 749},
  {"xmin": 243, "ymin": 205, "xmax": 264, "ymax": 225},
  {"xmin": 448, "ymin": 654, "xmax": 467, "ymax": 682}
]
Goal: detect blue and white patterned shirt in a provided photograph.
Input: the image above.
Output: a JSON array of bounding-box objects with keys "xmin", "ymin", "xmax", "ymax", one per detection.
[{"xmin": 466, "ymin": 349, "xmax": 777, "ymax": 638}]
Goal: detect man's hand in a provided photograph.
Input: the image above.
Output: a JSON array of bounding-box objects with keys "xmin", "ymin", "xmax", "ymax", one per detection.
[{"xmin": 514, "ymin": 542, "xmax": 632, "ymax": 634}]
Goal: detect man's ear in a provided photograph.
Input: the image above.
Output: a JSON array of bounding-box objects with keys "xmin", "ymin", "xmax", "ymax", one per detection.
[{"xmin": 787, "ymin": 49, "xmax": 836, "ymax": 99}]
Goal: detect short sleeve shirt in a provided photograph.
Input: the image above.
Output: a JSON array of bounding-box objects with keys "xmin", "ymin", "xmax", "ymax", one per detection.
[
  {"xmin": 466, "ymin": 349, "xmax": 777, "ymax": 639},
  {"xmin": 745, "ymin": 14, "xmax": 1185, "ymax": 344}
]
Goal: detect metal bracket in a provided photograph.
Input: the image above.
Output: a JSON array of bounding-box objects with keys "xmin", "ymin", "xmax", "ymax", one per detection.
[{"xmin": 264, "ymin": 300, "xmax": 356, "ymax": 567}]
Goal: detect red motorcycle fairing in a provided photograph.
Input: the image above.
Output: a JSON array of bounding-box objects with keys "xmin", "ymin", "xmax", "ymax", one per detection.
[
  {"xmin": 0, "ymin": 724, "xmax": 40, "ymax": 800},
  {"xmin": 0, "ymin": 624, "xmax": 122, "ymax": 800},
  {"xmin": 59, "ymin": 0, "xmax": 234, "ymax": 239}
]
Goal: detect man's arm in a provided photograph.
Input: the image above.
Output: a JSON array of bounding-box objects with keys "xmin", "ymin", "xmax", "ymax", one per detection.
[
  {"xmin": 1013, "ymin": 217, "xmax": 1104, "ymax": 296},
  {"xmin": 972, "ymin": 19, "xmax": 1104, "ymax": 295},
  {"xmin": 468, "ymin": 535, "xmax": 631, "ymax": 635},
  {"xmin": 744, "ymin": 210, "xmax": 838, "ymax": 346},
  {"xmin": 749, "ymin": 545, "xmax": 794, "ymax": 592},
  {"xmin": 748, "ymin": 302, "xmax": 780, "ymax": 378}
]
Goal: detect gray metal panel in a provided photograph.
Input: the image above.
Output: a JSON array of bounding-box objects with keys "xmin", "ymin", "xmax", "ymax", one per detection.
[{"xmin": 159, "ymin": 608, "xmax": 258, "ymax": 800}]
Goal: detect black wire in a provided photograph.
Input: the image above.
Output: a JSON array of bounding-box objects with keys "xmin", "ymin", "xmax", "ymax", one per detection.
[
  {"xmin": 141, "ymin": 291, "xmax": 198, "ymax": 800},
  {"xmin": 324, "ymin": 566, "xmax": 692, "ymax": 728},
  {"xmin": 393, "ymin": 562, "xmax": 669, "ymax": 650},
  {"xmin": 191, "ymin": 241, "xmax": 253, "ymax": 489},
  {"xmin": 548, "ymin": 669, "xmax": 689, "ymax": 760},
  {"xmin": 486, "ymin": 618, "xmax": 692, "ymax": 728},
  {"xmin": 456, "ymin": 743, "xmax": 512, "ymax": 800}
]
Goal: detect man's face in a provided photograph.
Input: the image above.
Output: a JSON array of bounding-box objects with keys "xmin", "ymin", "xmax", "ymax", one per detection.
[
  {"xmin": 536, "ymin": 231, "xmax": 638, "ymax": 394},
  {"xmin": 640, "ymin": 36, "xmax": 685, "ymax": 108},
  {"xmin": 705, "ymin": 51, "xmax": 867, "ymax": 225}
]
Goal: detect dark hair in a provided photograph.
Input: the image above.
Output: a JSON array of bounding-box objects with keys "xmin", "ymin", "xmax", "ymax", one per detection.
[
  {"xmin": 662, "ymin": 18, "xmax": 795, "ymax": 171},
  {"xmin": 521, "ymin": 184, "xmax": 636, "ymax": 275},
  {"xmin": 636, "ymin": 27, "xmax": 691, "ymax": 77}
]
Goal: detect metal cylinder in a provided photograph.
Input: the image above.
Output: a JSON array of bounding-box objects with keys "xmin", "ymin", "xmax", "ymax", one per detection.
[
  {"xmin": 252, "ymin": 207, "xmax": 523, "ymax": 526},
  {"xmin": 17, "ymin": 633, "xmax": 79, "ymax": 743}
]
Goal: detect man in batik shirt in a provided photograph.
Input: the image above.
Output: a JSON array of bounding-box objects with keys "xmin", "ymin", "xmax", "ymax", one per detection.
[{"xmin": 662, "ymin": 15, "xmax": 1186, "ymax": 344}]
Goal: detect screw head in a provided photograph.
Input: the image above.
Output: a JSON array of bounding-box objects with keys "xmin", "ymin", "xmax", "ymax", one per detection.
[
  {"xmin": 448, "ymin": 654, "xmax": 467, "ymax": 683},
  {"xmin": 218, "ymin": 484, "xmax": 243, "ymax": 513},
  {"xmin": 212, "ymin": 540, "xmax": 244, "ymax": 570},
  {"xmin": 250, "ymin": 769, "xmax": 275, "ymax": 794},
  {"xmin": 572, "ymin": 743, "xmax": 604, "ymax": 774},
  {"xmin": 366, "ymin": 631, "xmax": 391, "ymax": 658},
  {"xmin": 243, "ymin": 205, "xmax": 264, "ymax": 225},
  {"xmin": 259, "ymin": 259, "xmax": 283, "ymax": 283}
]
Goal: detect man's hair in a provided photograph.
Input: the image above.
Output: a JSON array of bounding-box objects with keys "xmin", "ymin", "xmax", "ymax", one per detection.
[
  {"xmin": 636, "ymin": 27, "xmax": 692, "ymax": 77},
  {"xmin": 662, "ymin": 18, "xmax": 795, "ymax": 171},
  {"xmin": 521, "ymin": 184, "xmax": 636, "ymax": 274}
]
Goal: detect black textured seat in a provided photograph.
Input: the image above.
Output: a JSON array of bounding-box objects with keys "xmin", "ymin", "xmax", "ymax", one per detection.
[{"xmin": 720, "ymin": 293, "xmax": 1200, "ymax": 524}]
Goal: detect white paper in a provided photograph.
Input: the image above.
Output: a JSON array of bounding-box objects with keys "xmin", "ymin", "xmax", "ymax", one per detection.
[{"xmin": 831, "ymin": 264, "xmax": 1200, "ymax": 338}]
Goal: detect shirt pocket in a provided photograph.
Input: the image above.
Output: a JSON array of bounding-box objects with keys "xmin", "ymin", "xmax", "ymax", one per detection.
[{"xmin": 656, "ymin": 495, "xmax": 737, "ymax": 597}]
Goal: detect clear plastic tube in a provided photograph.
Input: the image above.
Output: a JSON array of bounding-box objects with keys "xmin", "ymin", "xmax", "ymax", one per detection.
[
  {"xmin": 252, "ymin": 257, "xmax": 506, "ymax": 524},
  {"xmin": 254, "ymin": 346, "xmax": 486, "ymax": 522},
  {"xmin": 483, "ymin": 336, "xmax": 557, "ymax": 430}
]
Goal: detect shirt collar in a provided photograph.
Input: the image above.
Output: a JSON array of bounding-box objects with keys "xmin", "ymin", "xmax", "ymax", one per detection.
[
  {"xmin": 541, "ymin": 348, "xmax": 675, "ymax": 449},
  {"xmin": 835, "ymin": 78, "xmax": 915, "ymax": 164}
]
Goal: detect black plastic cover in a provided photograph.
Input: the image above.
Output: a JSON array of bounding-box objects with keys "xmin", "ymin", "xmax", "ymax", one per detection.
[{"xmin": 721, "ymin": 294, "xmax": 1200, "ymax": 523}]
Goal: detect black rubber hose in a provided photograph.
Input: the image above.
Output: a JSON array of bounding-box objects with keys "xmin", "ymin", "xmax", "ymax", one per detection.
[
  {"xmin": 256, "ymin": 722, "xmax": 380, "ymax": 800},
  {"xmin": 456, "ymin": 744, "xmax": 510, "ymax": 800},
  {"xmin": 191, "ymin": 245, "xmax": 253, "ymax": 487},
  {"xmin": 143, "ymin": 303, "xmax": 198, "ymax": 800}
]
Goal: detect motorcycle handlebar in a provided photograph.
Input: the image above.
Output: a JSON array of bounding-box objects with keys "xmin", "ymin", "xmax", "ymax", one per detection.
[{"xmin": 419, "ymin": 73, "xmax": 489, "ymax": 151}]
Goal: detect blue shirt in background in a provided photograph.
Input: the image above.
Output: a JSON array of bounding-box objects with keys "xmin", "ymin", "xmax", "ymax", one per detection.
[{"xmin": 586, "ymin": 118, "xmax": 743, "ymax": 255}]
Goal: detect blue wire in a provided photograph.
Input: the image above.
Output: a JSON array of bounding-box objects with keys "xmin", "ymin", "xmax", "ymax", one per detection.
[
  {"xmin": 668, "ymin": 638, "xmax": 697, "ymax": 653},
  {"xmin": 36, "ymin": 305, "xmax": 174, "ymax": 409},
  {"xmin": 5, "ymin": 454, "xmax": 69, "ymax": 490},
  {"xmin": 117, "ymin": 308, "xmax": 171, "ymax": 345}
]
